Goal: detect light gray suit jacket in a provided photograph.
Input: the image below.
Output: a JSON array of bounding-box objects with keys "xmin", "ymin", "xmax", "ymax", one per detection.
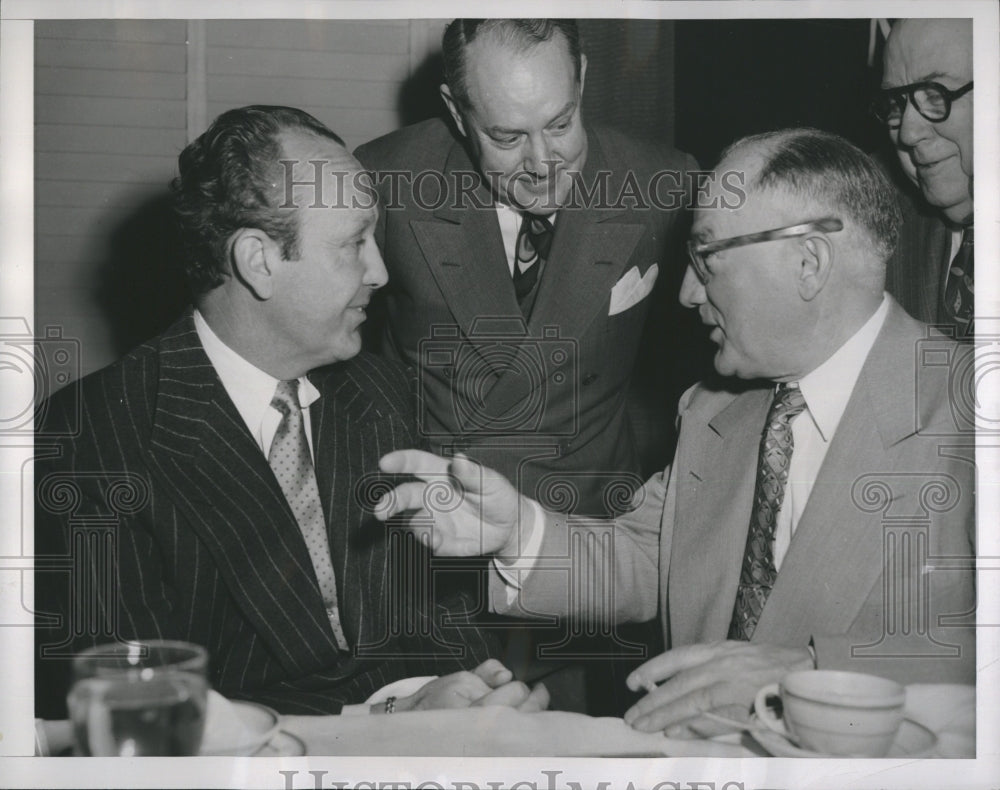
[{"xmin": 495, "ymin": 298, "xmax": 976, "ymax": 685}]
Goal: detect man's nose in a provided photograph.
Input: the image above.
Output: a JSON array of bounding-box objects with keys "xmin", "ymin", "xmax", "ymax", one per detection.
[
  {"xmin": 679, "ymin": 264, "xmax": 706, "ymax": 308},
  {"xmin": 896, "ymin": 98, "xmax": 934, "ymax": 148},
  {"xmin": 523, "ymin": 135, "xmax": 555, "ymax": 175},
  {"xmin": 364, "ymin": 239, "xmax": 389, "ymax": 289}
]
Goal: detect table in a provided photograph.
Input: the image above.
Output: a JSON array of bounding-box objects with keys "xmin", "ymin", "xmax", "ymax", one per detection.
[{"xmin": 35, "ymin": 684, "xmax": 974, "ymax": 758}]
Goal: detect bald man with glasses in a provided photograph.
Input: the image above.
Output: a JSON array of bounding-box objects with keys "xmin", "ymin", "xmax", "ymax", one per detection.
[{"xmin": 877, "ymin": 18, "xmax": 974, "ymax": 336}]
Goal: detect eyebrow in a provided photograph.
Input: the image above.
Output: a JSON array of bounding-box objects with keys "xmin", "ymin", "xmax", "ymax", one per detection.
[{"xmin": 485, "ymin": 101, "xmax": 577, "ymax": 136}]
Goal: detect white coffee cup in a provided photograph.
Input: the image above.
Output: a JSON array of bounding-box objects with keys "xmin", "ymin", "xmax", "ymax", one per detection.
[{"xmin": 754, "ymin": 669, "xmax": 905, "ymax": 757}]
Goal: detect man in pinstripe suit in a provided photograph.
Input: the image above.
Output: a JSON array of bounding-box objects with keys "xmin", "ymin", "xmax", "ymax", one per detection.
[{"xmin": 34, "ymin": 106, "xmax": 547, "ymax": 718}]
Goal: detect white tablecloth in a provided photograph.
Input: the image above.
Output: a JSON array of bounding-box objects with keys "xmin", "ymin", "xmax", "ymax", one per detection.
[{"xmin": 36, "ymin": 683, "xmax": 975, "ymax": 758}]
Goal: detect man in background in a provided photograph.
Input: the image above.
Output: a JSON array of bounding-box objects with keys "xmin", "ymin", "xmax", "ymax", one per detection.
[
  {"xmin": 878, "ymin": 18, "xmax": 974, "ymax": 336},
  {"xmin": 355, "ymin": 18, "xmax": 698, "ymax": 714},
  {"xmin": 35, "ymin": 105, "xmax": 547, "ymax": 718}
]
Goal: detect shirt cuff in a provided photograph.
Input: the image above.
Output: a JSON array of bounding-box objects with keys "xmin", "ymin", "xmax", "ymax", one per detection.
[
  {"xmin": 493, "ymin": 499, "xmax": 546, "ymax": 605},
  {"xmin": 340, "ymin": 703, "xmax": 371, "ymax": 716}
]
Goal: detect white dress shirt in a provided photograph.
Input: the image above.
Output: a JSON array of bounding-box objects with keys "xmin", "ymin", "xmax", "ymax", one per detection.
[
  {"xmin": 775, "ymin": 294, "xmax": 890, "ymax": 567},
  {"xmin": 193, "ymin": 309, "xmax": 319, "ymax": 458}
]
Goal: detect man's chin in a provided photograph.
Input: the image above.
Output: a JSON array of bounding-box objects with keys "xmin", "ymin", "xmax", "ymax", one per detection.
[{"xmin": 510, "ymin": 189, "xmax": 563, "ymax": 214}]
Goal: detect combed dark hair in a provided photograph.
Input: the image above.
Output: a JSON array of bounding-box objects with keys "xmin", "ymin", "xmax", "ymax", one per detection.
[
  {"xmin": 720, "ymin": 128, "xmax": 902, "ymax": 261},
  {"xmin": 442, "ymin": 19, "xmax": 583, "ymax": 110},
  {"xmin": 171, "ymin": 105, "xmax": 345, "ymax": 295}
]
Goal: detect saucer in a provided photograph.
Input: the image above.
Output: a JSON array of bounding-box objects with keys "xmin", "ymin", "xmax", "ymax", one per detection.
[
  {"xmin": 200, "ymin": 699, "xmax": 281, "ymax": 756},
  {"xmin": 750, "ymin": 717, "xmax": 937, "ymax": 758},
  {"xmin": 254, "ymin": 730, "xmax": 307, "ymax": 757}
]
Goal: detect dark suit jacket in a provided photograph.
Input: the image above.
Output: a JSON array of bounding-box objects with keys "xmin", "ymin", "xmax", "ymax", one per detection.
[
  {"xmin": 34, "ymin": 313, "xmax": 495, "ymax": 718},
  {"xmin": 356, "ymin": 119, "xmax": 699, "ymax": 517},
  {"xmin": 499, "ymin": 299, "xmax": 976, "ymax": 685},
  {"xmin": 885, "ymin": 177, "xmax": 954, "ymax": 327}
]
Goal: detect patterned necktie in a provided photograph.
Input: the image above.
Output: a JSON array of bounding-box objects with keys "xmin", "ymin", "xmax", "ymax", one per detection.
[
  {"xmin": 943, "ymin": 226, "xmax": 974, "ymax": 335},
  {"xmin": 513, "ymin": 212, "xmax": 555, "ymax": 311},
  {"xmin": 269, "ymin": 379, "xmax": 349, "ymax": 651},
  {"xmin": 728, "ymin": 383, "xmax": 807, "ymax": 641}
]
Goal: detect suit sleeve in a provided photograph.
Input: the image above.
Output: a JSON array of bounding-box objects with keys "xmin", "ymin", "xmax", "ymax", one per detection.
[{"xmin": 488, "ymin": 468, "xmax": 667, "ymax": 626}]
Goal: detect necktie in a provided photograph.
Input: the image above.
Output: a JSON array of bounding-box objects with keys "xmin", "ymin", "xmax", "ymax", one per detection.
[
  {"xmin": 728, "ymin": 383, "xmax": 807, "ymax": 641},
  {"xmin": 513, "ymin": 212, "xmax": 555, "ymax": 312},
  {"xmin": 943, "ymin": 226, "xmax": 974, "ymax": 335},
  {"xmin": 269, "ymin": 379, "xmax": 349, "ymax": 651}
]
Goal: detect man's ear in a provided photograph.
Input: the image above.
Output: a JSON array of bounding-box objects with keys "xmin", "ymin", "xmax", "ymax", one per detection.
[
  {"xmin": 440, "ymin": 84, "xmax": 466, "ymax": 137},
  {"xmin": 230, "ymin": 228, "xmax": 278, "ymax": 300},
  {"xmin": 797, "ymin": 233, "xmax": 834, "ymax": 301}
]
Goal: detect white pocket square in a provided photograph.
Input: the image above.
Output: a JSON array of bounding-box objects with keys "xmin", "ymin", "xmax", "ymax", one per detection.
[{"xmin": 609, "ymin": 263, "xmax": 658, "ymax": 316}]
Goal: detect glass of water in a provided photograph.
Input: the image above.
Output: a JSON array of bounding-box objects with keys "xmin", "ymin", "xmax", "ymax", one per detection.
[{"xmin": 67, "ymin": 640, "xmax": 209, "ymax": 756}]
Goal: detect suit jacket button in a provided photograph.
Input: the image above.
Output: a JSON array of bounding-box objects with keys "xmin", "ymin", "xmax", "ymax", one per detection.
[{"xmin": 582, "ymin": 373, "xmax": 599, "ymax": 385}]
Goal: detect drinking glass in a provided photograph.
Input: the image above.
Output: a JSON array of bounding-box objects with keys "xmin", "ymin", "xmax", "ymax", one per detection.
[{"xmin": 66, "ymin": 640, "xmax": 208, "ymax": 756}]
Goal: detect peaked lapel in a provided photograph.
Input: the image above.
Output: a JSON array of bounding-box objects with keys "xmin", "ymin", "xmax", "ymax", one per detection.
[
  {"xmin": 307, "ymin": 363, "xmax": 385, "ymax": 650},
  {"xmin": 409, "ymin": 138, "xmax": 522, "ymax": 366},
  {"xmin": 667, "ymin": 386, "xmax": 771, "ymax": 644},
  {"xmin": 145, "ymin": 313, "xmax": 345, "ymax": 676},
  {"xmin": 474, "ymin": 131, "xmax": 649, "ymax": 420}
]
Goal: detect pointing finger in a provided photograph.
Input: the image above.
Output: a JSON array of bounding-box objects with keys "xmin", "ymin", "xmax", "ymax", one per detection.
[
  {"xmin": 379, "ymin": 449, "xmax": 450, "ymax": 478},
  {"xmin": 373, "ymin": 481, "xmax": 429, "ymax": 521}
]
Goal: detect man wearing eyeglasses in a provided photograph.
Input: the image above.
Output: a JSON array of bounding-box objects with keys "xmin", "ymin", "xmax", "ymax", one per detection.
[
  {"xmin": 374, "ymin": 128, "xmax": 976, "ymax": 739},
  {"xmin": 878, "ymin": 18, "xmax": 974, "ymax": 336}
]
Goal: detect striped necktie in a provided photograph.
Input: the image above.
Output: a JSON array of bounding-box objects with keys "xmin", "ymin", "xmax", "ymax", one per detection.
[
  {"xmin": 943, "ymin": 225, "xmax": 974, "ymax": 336},
  {"xmin": 513, "ymin": 212, "xmax": 554, "ymax": 314}
]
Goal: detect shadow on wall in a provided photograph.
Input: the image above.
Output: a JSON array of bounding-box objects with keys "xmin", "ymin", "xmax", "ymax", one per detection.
[
  {"xmin": 96, "ymin": 191, "xmax": 190, "ymax": 357},
  {"xmin": 398, "ymin": 51, "xmax": 448, "ymax": 127}
]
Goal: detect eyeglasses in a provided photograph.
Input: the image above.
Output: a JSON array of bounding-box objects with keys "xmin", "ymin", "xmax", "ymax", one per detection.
[
  {"xmin": 872, "ymin": 80, "xmax": 973, "ymax": 128},
  {"xmin": 686, "ymin": 218, "xmax": 844, "ymax": 285}
]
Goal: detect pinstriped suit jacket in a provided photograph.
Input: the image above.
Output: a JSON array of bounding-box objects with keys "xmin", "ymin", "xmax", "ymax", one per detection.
[{"xmin": 34, "ymin": 312, "xmax": 495, "ymax": 718}]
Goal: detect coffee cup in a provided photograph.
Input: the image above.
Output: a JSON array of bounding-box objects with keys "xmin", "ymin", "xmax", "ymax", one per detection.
[{"xmin": 753, "ymin": 669, "xmax": 905, "ymax": 757}]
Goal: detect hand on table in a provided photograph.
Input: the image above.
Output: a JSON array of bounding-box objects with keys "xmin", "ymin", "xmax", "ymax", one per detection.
[
  {"xmin": 376, "ymin": 450, "xmax": 529, "ymax": 563},
  {"xmin": 624, "ymin": 641, "xmax": 813, "ymax": 737},
  {"xmin": 382, "ymin": 659, "xmax": 549, "ymax": 714}
]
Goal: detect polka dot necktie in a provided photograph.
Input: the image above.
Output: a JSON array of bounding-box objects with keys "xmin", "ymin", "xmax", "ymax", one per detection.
[
  {"xmin": 944, "ymin": 226, "xmax": 974, "ymax": 336},
  {"xmin": 728, "ymin": 383, "xmax": 807, "ymax": 641},
  {"xmin": 269, "ymin": 379, "xmax": 349, "ymax": 651},
  {"xmin": 513, "ymin": 212, "xmax": 554, "ymax": 313}
]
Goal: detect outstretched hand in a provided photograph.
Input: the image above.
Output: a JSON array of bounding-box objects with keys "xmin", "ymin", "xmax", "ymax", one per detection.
[{"xmin": 375, "ymin": 450, "xmax": 528, "ymax": 562}]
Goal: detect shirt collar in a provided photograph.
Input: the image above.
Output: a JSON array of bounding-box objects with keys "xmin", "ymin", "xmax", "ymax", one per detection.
[
  {"xmin": 496, "ymin": 201, "xmax": 558, "ymax": 224},
  {"xmin": 795, "ymin": 295, "xmax": 890, "ymax": 442},
  {"xmin": 193, "ymin": 309, "xmax": 320, "ymax": 437}
]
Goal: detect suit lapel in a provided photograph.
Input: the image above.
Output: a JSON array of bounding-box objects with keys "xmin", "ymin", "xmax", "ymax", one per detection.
[
  {"xmin": 145, "ymin": 314, "xmax": 343, "ymax": 676},
  {"xmin": 409, "ymin": 139, "xmax": 522, "ymax": 367},
  {"xmin": 668, "ymin": 387, "xmax": 771, "ymax": 644},
  {"xmin": 755, "ymin": 301, "xmax": 923, "ymax": 643},
  {"xmin": 477, "ymin": 131, "xmax": 649, "ymax": 420},
  {"xmin": 308, "ymin": 364, "xmax": 384, "ymax": 649}
]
